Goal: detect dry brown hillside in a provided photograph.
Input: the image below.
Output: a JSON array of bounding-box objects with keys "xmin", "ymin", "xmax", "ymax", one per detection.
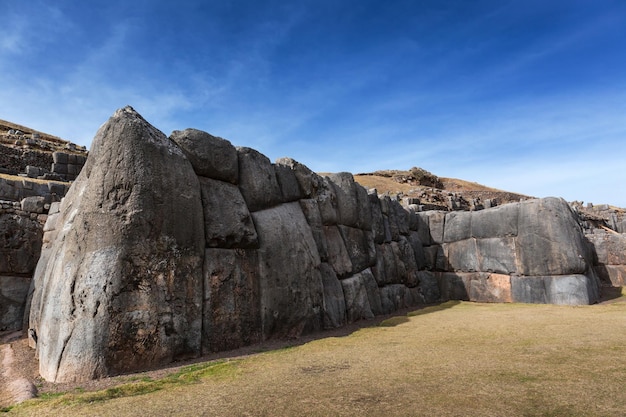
[{"xmin": 354, "ymin": 168, "xmax": 531, "ymax": 211}]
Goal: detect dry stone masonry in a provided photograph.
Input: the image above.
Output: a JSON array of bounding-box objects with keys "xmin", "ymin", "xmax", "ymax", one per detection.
[{"xmin": 17, "ymin": 106, "xmax": 616, "ymax": 383}]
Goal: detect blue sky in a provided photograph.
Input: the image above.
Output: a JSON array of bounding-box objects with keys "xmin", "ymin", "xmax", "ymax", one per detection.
[{"xmin": 1, "ymin": 1, "xmax": 625, "ymax": 206}]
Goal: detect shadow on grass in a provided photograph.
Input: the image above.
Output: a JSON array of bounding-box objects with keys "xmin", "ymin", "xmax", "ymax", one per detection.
[
  {"xmin": 378, "ymin": 301, "xmax": 462, "ymax": 327},
  {"xmin": 9, "ymin": 300, "xmax": 464, "ymax": 410}
]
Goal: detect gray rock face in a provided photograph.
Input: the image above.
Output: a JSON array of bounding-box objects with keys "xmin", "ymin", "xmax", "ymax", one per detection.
[
  {"xmin": 28, "ymin": 107, "xmax": 205, "ymax": 382},
  {"xmin": 237, "ymin": 147, "xmax": 283, "ymax": 212},
  {"xmin": 17, "ymin": 107, "xmax": 608, "ymax": 384},
  {"xmin": 199, "ymin": 177, "xmax": 258, "ymax": 249},
  {"xmin": 0, "ymin": 214, "xmax": 42, "ymax": 275},
  {"xmin": 1, "ymin": 276, "xmax": 31, "ymax": 331},
  {"xmin": 252, "ymin": 202, "xmax": 324, "ymax": 338},
  {"xmin": 169, "ymin": 128, "xmax": 238, "ymax": 183},
  {"xmin": 587, "ymin": 233, "xmax": 626, "ymax": 286},
  {"xmin": 516, "ymin": 198, "xmax": 589, "ymax": 276},
  {"xmin": 203, "ymin": 248, "xmax": 261, "ymax": 352}
]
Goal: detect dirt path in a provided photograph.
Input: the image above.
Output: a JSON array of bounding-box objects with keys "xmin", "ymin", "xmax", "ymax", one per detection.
[{"xmin": 0, "ymin": 332, "xmax": 38, "ymax": 408}]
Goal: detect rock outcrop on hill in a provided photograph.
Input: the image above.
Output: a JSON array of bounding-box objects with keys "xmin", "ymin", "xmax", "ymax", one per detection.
[{"xmin": 23, "ymin": 107, "xmax": 605, "ymax": 383}]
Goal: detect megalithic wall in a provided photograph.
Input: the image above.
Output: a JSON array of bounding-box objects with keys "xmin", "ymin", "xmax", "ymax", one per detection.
[{"xmin": 26, "ymin": 107, "xmax": 600, "ymax": 383}]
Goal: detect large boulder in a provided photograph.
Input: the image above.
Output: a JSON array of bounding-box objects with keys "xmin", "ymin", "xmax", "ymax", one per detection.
[
  {"xmin": 27, "ymin": 107, "xmax": 205, "ymax": 382},
  {"xmin": 169, "ymin": 128, "xmax": 238, "ymax": 183}
]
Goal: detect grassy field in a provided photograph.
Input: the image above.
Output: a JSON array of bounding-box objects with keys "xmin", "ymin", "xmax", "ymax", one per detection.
[{"xmin": 5, "ymin": 300, "xmax": 626, "ymax": 416}]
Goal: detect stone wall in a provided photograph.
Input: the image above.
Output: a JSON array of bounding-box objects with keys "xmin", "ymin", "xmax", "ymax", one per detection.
[
  {"xmin": 416, "ymin": 200, "xmax": 600, "ymax": 305},
  {"xmin": 587, "ymin": 231, "xmax": 626, "ymax": 287},
  {"xmin": 24, "ymin": 107, "xmax": 607, "ymax": 383},
  {"xmin": 0, "ymin": 199, "xmax": 47, "ymax": 331}
]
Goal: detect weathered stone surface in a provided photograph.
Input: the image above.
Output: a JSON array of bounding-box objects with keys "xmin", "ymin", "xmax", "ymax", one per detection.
[
  {"xmin": 299, "ymin": 199, "xmax": 328, "ymax": 261},
  {"xmin": 425, "ymin": 211, "xmax": 445, "ymax": 244},
  {"xmin": 20, "ymin": 196, "xmax": 45, "ymax": 214},
  {"xmin": 588, "ymin": 233, "xmax": 626, "ymax": 266},
  {"xmin": 407, "ymin": 232, "xmax": 426, "ymax": 270},
  {"xmin": 237, "ymin": 147, "xmax": 282, "ymax": 212},
  {"xmin": 169, "ymin": 128, "xmax": 238, "ymax": 183},
  {"xmin": 516, "ymin": 198, "xmax": 589, "ymax": 276},
  {"xmin": 438, "ymin": 272, "xmax": 470, "ymax": 301},
  {"xmin": 467, "ymin": 273, "xmax": 512, "ymax": 303},
  {"xmin": 375, "ymin": 243, "xmax": 398, "ymax": 285},
  {"xmin": 0, "ymin": 214, "xmax": 42, "ymax": 274},
  {"xmin": 393, "ymin": 202, "xmax": 410, "ymax": 236},
  {"xmin": 380, "ymin": 196, "xmax": 400, "ymax": 241},
  {"xmin": 199, "ymin": 177, "xmax": 258, "ymax": 249},
  {"xmin": 416, "ymin": 271, "xmax": 440, "ymax": 303},
  {"xmin": 338, "ymin": 225, "xmax": 376, "ymax": 274},
  {"xmin": 28, "ymin": 107, "xmax": 205, "ymax": 382},
  {"xmin": 594, "ymin": 265, "xmax": 626, "ymax": 287},
  {"xmin": 355, "ymin": 184, "xmax": 373, "ymax": 230},
  {"xmin": 359, "ymin": 268, "xmax": 383, "ymax": 316},
  {"xmin": 511, "ymin": 274, "xmax": 599, "ymax": 305},
  {"xmin": 275, "ymin": 157, "xmax": 322, "ymax": 198},
  {"xmin": 471, "ymin": 203, "xmax": 518, "ymax": 238},
  {"xmin": 327, "ymin": 172, "xmax": 359, "ymax": 227},
  {"xmin": 0, "ymin": 276, "xmax": 31, "ymax": 331},
  {"xmin": 323, "ymin": 226, "xmax": 353, "ymax": 277},
  {"xmin": 316, "ymin": 177, "xmax": 339, "ymax": 225},
  {"xmin": 320, "ymin": 263, "xmax": 346, "ymax": 329},
  {"xmin": 379, "ymin": 284, "xmax": 415, "ymax": 314},
  {"xmin": 340, "ymin": 274, "xmax": 374, "ymax": 322},
  {"xmin": 252, "ymin": 202, "xmax": 323, "ymax": 338},
  {"xmin": 393, "ymin": 237, "xmax": 420, "ymax": 287},
  {"xmin": 274, "ymin": 163, "xmax": 303, "ymax": 202},
  {"xmin": 443, "ymin": 211, "xmax": 471, "ymax": 243},
  {"xmin": 445, "ymin": 239, "xmax": 479, "ymax": 272},
  {"xmin": 475, "ymin": 237, "xmax": 517, "ymax": 274},
  {"xmin": 203, "ymin": 248, "xmax": 261, "ymax": 352},
  {"xmin": 368, "ymin": 190, "xmax": 386, "ymax": 244},
  {"xmin": 415, "ymin": 213, "xmax": 431, "ymax": 245}
]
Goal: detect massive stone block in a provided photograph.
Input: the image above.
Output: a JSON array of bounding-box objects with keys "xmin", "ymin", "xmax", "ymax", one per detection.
[
  {"xmin": 199, "ymin": 177, "xmax": 258, "ymax": 249},
  {"xmin": 341, "ymin": 274, "xmax": 374, "ymax": 323},
  {"xmin": 28, "ymin": 107, "xmax": 205, "ymax": 382},
  {"xmin": 169, "ymin": 128, "xmax": 238, "ymax": 183},
  {"xmin": 516, "ymin": 198, "xmax": 589, "ymax": 276},
  {"xmin": 203, "ymin": 248, "xmax": 261, "ymax": 352},
  {"xmin": 237, "ymin": 147, "xmax": 282, "ymax": 212},
  {"xmin": 323, "ymin": 225, "xmax": 353, "ymax": 278},
  {"xmin": 320, "ymin": 262, "xmax": 346, "ymax": 329},
  {"xmin": 327, "ymin": 172, "xmax": 359, "ymax": 227},
  {"xmin": 511, "ymin": 273, "xmax": 599, "ymax": 305},
  {"xmin": 252, "ymin": 202, "xmax": 324, "ymax": 338}
]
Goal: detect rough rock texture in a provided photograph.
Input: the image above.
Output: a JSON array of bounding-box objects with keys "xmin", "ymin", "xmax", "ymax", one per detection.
[
  {"xmin": 420, "ymin": 198, "xmax": 599, "ymax": 305},
  {"xmin": 22, "ymin": 107, "xmax": 607, "ymax": 383},
  {"xmin": 28, "ymin": 107, "xmax": 205, "ymax": 382},
  {"xmin": 587, "ymin": 232, "xmax": 626, "ymax": 286},
  {"xmin": 0, "ymin": 215, "xmax": 42, "ymax": 275},
  {"xmin": 0, "ymin": 213, "xmax": 42, "ymax": 331}
]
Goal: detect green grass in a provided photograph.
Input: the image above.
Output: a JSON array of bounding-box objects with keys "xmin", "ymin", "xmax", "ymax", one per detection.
[
  {"xmin": 5, "ymin": 360, "xmax": 238, "ymax": 412},
  {"xmin": 6, "ymin": 301, "xmax": 626, "ymax": 416}
]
